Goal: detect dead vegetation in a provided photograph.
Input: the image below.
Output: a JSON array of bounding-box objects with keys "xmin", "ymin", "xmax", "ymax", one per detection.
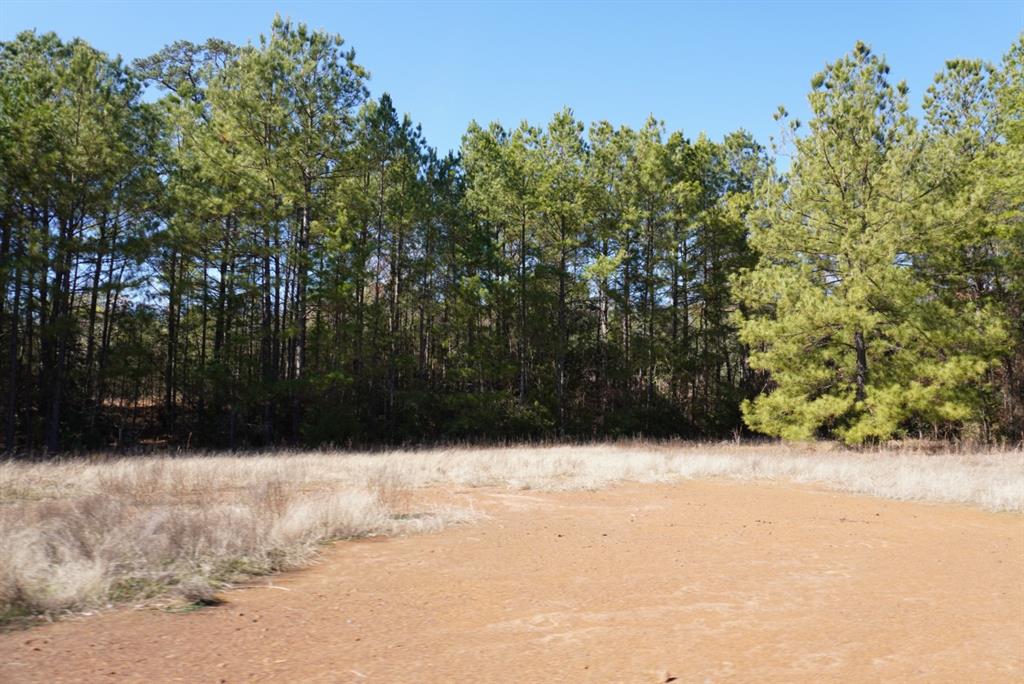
[
  {"xmin": 0, "ymin": 459, "xmax": 472, "ymax": 624},
  {"xmin": 0, "ymin": 441, "xmax": 1020, "ymax": 624}
]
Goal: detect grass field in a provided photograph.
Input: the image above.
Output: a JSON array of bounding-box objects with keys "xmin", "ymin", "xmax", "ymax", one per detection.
[{"xmin": 2, "ymin": 441, "xmax": 1021, "ymax": 623}]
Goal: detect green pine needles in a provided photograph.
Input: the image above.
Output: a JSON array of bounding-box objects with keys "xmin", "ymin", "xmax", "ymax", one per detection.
[
  {"xmin": 734, "ymin": 40, "xmax": 1022, "ymax": 444},
  {"xmin": 1, "ymin": 20, "xmax": 1021, "ymax": 450}
]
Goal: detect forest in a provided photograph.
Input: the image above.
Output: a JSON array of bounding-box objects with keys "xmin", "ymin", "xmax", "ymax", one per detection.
[{"xmin": 0, "ymin": 19, "xmax": 1021, "ymax": 452}]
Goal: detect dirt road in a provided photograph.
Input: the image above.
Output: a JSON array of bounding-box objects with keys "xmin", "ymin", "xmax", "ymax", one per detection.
[{"xmin": 2, "ymin": 480, "xmax": 1021, "ymax": 683}]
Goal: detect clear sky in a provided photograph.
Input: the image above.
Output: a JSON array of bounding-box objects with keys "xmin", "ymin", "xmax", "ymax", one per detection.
[{"xmin": 2, "ymin": 1, "xmax": 1022, "ymax": 154}]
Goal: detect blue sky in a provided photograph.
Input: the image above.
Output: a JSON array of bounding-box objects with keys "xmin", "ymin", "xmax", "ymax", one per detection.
[{"xmin": 2, "ymin": 1, "xmax": 1021, "ymax": 154}]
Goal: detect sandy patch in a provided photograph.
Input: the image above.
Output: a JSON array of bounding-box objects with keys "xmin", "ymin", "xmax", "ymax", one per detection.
[{"xmin": 1, "ymin": 479, "xmax": 1021, "ymax": 683}]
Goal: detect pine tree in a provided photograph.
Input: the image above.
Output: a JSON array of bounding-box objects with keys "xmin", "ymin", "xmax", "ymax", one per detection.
[{"xmin": 736, "ymin": 43, "xmax": 1006, "ymax": 444}]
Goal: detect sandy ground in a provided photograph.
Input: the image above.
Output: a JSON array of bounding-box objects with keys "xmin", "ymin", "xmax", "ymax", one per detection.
[{"xmin": 1, "ymin": 480, "xmax": 1022, "ymax": 683}]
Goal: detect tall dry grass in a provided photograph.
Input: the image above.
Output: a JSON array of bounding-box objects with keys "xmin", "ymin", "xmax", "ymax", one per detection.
[
  {"xmin": 0, "ymin": 459, "xmax": 472, "ymax": 623},
  {"xmin": 1, "ymin": 441, "xmax": 1020, "ymax": 623}
]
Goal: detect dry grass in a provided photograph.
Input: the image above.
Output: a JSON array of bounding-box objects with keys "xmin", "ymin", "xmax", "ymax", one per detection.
[
  {"xmin": 0, "ymin": 459, "xmax": 473, "ymax": 624},
  {"xmin": 1, "ymin": 441, "xmax": 1020, "ymax": 623}
]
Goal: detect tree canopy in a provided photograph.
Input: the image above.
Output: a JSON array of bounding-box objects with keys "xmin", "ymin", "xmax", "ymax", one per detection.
[{"xmin": 1, "ymin": 22, "xmax": 1020, "ymax": 451}]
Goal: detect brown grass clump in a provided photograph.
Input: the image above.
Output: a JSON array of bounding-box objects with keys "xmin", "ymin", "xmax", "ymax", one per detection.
[
  {"xmin": 0, "ymin": 460, "xmax": 473, "ymax": 624},
  {"xmin": 368, "ymin": 466, "xmax": 414, "ymax": 517},
  {"xmin": 0, "ymin": 440, "xmax": 1019, "ymax": 624}
]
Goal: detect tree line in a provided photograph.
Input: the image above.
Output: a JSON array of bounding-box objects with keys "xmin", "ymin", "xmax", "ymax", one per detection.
[{"xmin": 0, "ymin": 19, "xmax": 1020, "ymax": 452}]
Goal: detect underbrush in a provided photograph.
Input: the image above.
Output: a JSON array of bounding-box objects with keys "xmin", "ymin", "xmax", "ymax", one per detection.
[{"xmin": 1, "ymin": 440, "xmax": 1020, "ymax": 624}]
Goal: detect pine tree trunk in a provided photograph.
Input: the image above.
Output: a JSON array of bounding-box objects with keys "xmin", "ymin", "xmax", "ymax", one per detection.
[
  {"xmin": 4, "ymin": 253, "xmax": 21, "ymax": 451},
  {"xmin": 854, "ymin": 328, "xmax": 868, "ymax": 402},
  {"xmin": 519, "ymin": 211, "xmax": 528, "ymax": 405},
  {"xmin": 556, "ymin": 215, "xmax": 567, "ymax": 435},
  {"xmin": 164, "ymin": 249, "xmax": 178, "ymax": 429}
]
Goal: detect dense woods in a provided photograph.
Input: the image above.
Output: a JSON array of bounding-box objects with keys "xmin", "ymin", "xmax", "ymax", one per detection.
[{"xmin": 0, "ymin": 20, "xmax": 1020, "ymax": 451}]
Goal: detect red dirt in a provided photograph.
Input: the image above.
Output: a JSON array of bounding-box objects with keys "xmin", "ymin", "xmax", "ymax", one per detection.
[{"xmin": 2, "ymin": 480, "xmax": 1022, "ymax": 683}]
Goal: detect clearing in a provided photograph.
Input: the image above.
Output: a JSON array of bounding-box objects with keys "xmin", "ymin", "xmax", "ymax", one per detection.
[{"xmin": 1, "ymin": 476, "xmax": 1021, "ymax": 683}]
